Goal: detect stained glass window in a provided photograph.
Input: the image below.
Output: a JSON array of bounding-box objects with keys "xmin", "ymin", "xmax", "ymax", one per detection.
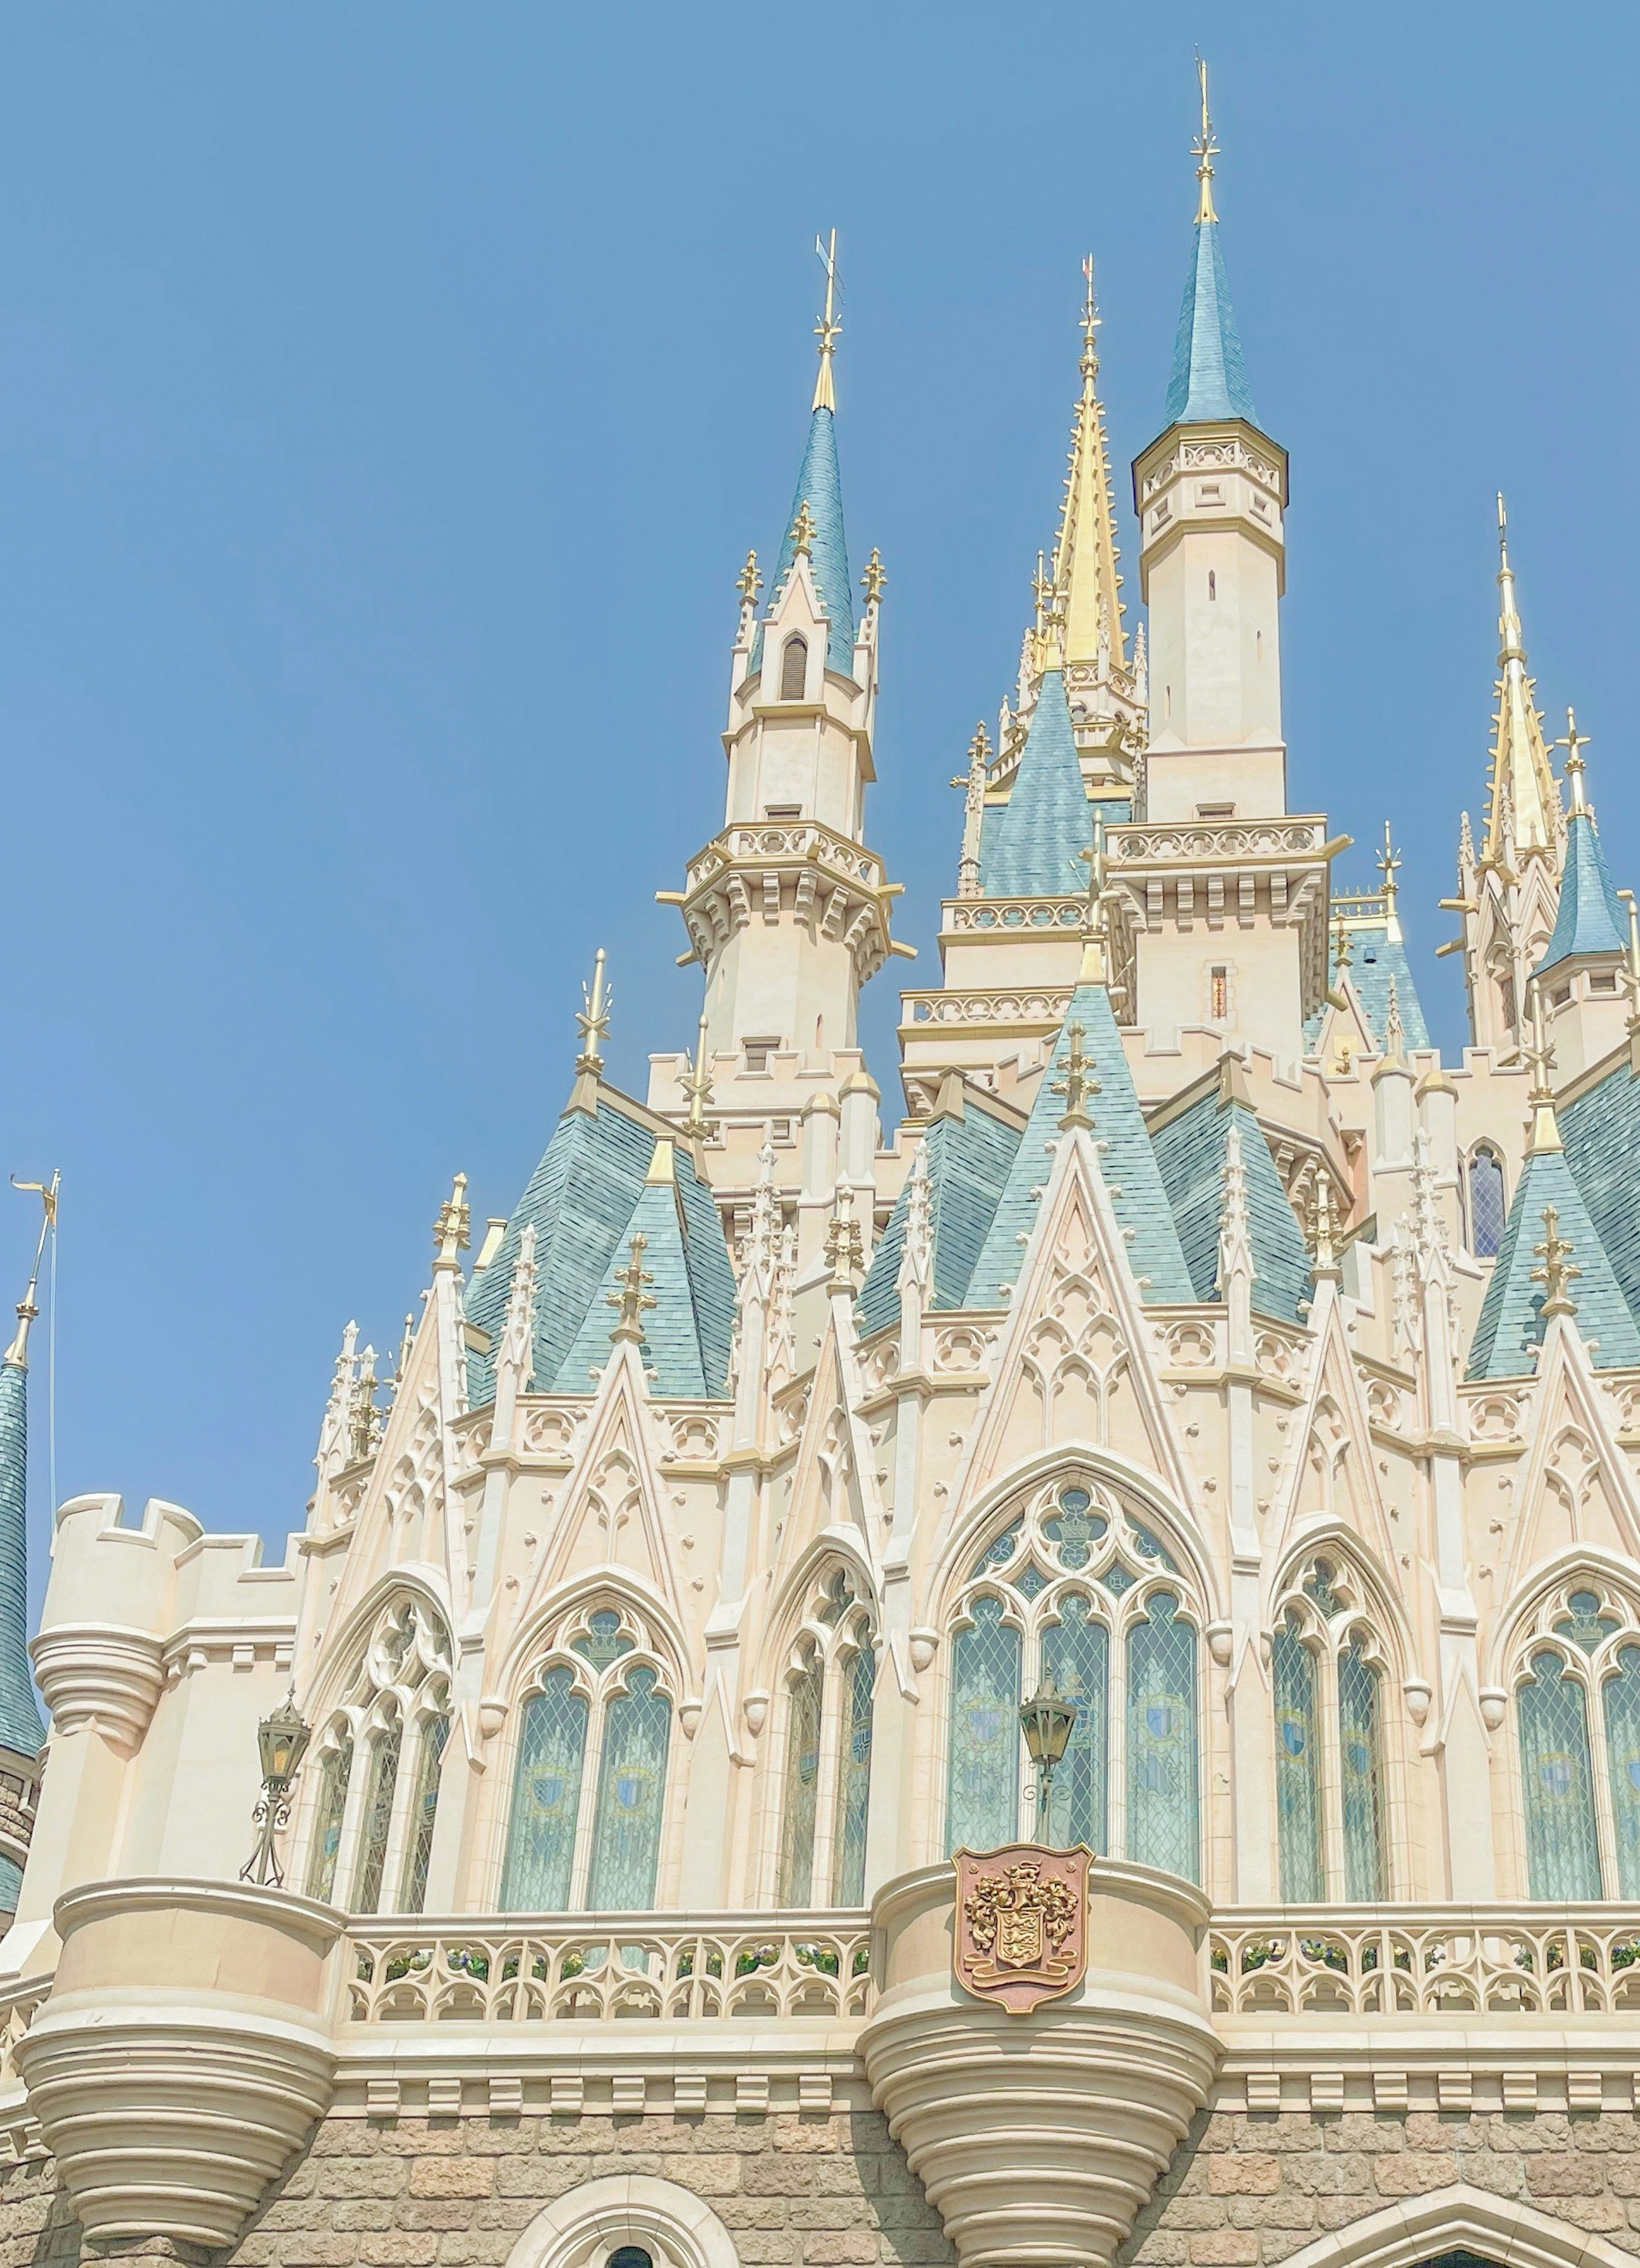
[
  {"xmin": 587, "ymin": 1668, "xmax": 671, "ymax": 1909},
  {"xmin": 1555, "ymin": 1591, "xmax": 1620, "ymax": 1655},
  {"xmin": 1304, "ymin": 1561, "xmax": 1345, "ymax": 1618},
  {"xmin": 777, "ymin": 1661, "xmax": 823, "ymax": 1905},
  {"xmin": 572, "ymin": 1611, "xmax": 634, "ymax": 1669},
  {"xmin": 352, "ymin": 1723, "xmax": 402, "ymax": 1913},
  {"xmin": 501, "ymin": 1668, "xmax": 589, "ymax": 1910},
  {"xmin": 1131, "ymin": 1523, "xmax": 1178, "ymax": 1571},
  {"xmin": 947, "ymin": 1597, "xmax": 1022, "ymax": 1854},
  {"xmin": 1518, "ymin": 1651, "xmax": 1602, "ymax": 1899},
  {"xmin": 399, "ymin": 1713, "xmax": 449, "ymax": 1915},
  {"xmin": 1338, "ymin": 1643, "xmax": 1386, "ymax": 1899},
  {"xmin": 972, "ymin": 1520, "xmax": 1022, "ymax": 1576},
  {"xmin": 1604, "ymin": 1646, "xmax": 1640, "ymax": 1897},
  {"xmin": 1041, "ymin": 1596, "xmax": 1108, "ymax": 1851},
  {"xmin": 1127, "ymin": 1593, "xmax": 1198, "ymax": 1882},
  {"xmin": 306, "ymin": 1738, "xmax": 352, "ymax": 1903},
  {"xmin": 1045, "ymin": 1488, "xmax": 1105, "ymax": 1570},
  {"xmin": 832, "ymin": 1644, "xmax": 875, "ymax": 1904},
  {"xmin": 1273, "ymin": 1618, "xmax": 1322, "ymax": 1902},
  {"xmin": 1468, "ymin": 1146, "xmax": 1506, "ymax": 1260}
]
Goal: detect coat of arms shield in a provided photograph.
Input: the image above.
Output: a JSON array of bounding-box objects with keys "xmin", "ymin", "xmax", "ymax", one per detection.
[{"xmin": 951, "ymin": 1841, "xmax": 1092, "ymax": 2014}]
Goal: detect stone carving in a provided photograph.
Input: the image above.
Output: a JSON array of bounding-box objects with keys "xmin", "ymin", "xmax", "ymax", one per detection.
[{"xmin": 954, "ymin": 1843, "xmax": 1090, "ymax": 2014}]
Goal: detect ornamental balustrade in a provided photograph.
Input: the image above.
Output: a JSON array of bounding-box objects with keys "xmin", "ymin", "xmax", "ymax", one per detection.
[
  {"xmin": 942, "ymin": 898, "xmax": 1086, "ymax": 933},
  {"xmin": 902, "ymin": 988, "xmax": 1073, "ymax": 1027},
  {"xmin": 685, "ymin": 822, "xmax": 884, "ymax": 895}
]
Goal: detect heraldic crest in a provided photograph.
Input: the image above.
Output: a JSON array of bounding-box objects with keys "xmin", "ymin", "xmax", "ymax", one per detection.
[{"xmin": 952, "ymin": 1841, "xmax": 1092, "ymax": 2013}]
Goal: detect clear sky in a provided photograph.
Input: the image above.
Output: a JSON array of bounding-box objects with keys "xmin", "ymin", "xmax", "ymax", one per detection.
[{"xmin": 1, "ymin": 0, "xmax": 1634, "ymax": 1598}]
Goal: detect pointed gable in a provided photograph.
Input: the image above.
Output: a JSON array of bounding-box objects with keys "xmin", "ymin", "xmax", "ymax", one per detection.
[
  {"xmin": 966, "ymin": 985, "xmax": 1193, "ymax": 1310},
  {"xmin": 1150, "ymin": 1084, "xmax": 1313, "ymax": 1324},
  {"xmin": 857, "ymin": 1094, "xmax": 1022, "ymax": 1335},
  {"xmin": 1164, "ymin": 220, "xmax": 1256, "ymax": 427},
  {"xmin": 980, "ymin": 669, "xmax": 1090, "ymax": 899},
  {"xmin": 1537, "ymin": 806, "xmax": 1626, "ymax": 977},
  {"xmin": 1466, "ymin": 1147, "xmax": 1640, "ymax": 1379}
]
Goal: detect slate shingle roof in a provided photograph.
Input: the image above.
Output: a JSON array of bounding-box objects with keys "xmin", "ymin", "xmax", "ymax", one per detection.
[
  {"xmin": 1465, "ymin": 1144, "xmax": 1640, "ymax": 1379},
  {"xmin": 1164, "ymin": 219, "xmax": 1256, "ymax": 428},
  {"xmin": 1538, "ymin": 807, "xmax": 1627, "ymax": 978},
  {"xmin": 0, "ymin": 1362, "xmax": 44, "ymax": 1756},
  {"xmin": 751, "ymin": 405, "xmax": 855, "ymax": 678},
  {"xmin": 1150, "ymin": 1087, "xmax": 1314, "ymax": 1325},
  {"xmin": 980, "ymin": 671, "xmax": 1092, "ymax": 901},
  {"xmin": 857, "ymin": 1098, "xmax": 1022, "ymax": 1336}
]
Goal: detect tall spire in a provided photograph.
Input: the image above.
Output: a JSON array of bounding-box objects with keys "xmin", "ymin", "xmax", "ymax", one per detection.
[
  {"xmin": 1051, "ymin": 257, "xmax": 1127, "ymax": 677},
  {"xmin": 758, "ymin": 235, "xmax": 855, "ymax": 672},
  {"xmin": 1163, "ymin": 59, "xmax": 1257, "ymax": 428},
  {"xmin": 0, "ymin": 1182, "xmax": 52, "ymax": 1758},
  {"xmin": 1484, "ymin": 496, "xmax": 1561, "ymax": 866}
]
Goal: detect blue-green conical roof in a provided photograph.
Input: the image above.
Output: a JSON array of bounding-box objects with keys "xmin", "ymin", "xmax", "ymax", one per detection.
[
  {"xmin": 1164, "ymin": 220, "xmax": 1256, "ymax": 427},
  {"xmin": 0, "ymin": 1360, "xmax": 45, "ymax": 1757},
  {"xmin": 1537, "ymin": 806, "xmax": 1627, "ymax": 978},
  {"xmin": 755, "ymin": 406, "xmax": 855, "ymax": 677},
  {"xmin": 981, "ymin": 671, "xmax": 1091, "ymax": 899},
  {"xmin": 1150, "ymin": 1088, "xmax": 1314, "ymax": 1325},
  {"xmin": 1466, "ymin": 1146, "xmax": 1640, "ymax": 1380}
]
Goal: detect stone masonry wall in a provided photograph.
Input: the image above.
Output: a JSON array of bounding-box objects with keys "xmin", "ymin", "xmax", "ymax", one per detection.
[
  {"xmin": 1121, "ymin": 2110, "xmax": 1640, "ymax": 2268},
  {"xmin": 0, "ymin": 2110, "xmax": 957, "ymax": 2268}
]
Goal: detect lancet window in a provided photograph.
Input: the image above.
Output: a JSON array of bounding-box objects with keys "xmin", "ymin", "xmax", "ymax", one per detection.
[
  {"xmin": 302, "ymin": 1595, "xmax": 453, "ymax": 1915},
  {"xmin": 501, "ymin": 1603, "xmax": 675, "ymax": 1913},
  {"xmin": 945, "ymin": 1478, "xmax": 1201, "ymax": 1883},
  {"xmin": 774, "ymin": 1568, "xmax": 876, "ymax": 1907},
  {"xmin": 1271, "ymin": 1557, "xmax": 1388, "ymax": 1901},
  {"xmin": 1466, "ymin": 1144, "xmax": 1507, "ymax": 1261},
  {"xmin": 1514, "ymin": 1582, "xmax": 1640, "ymax": 1900},
  {"xmin": 779, "ymin": 634, "xmax": 808, "ymax": 701}
]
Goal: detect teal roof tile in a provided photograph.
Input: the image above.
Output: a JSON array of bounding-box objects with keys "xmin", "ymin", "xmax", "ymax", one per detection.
[
  {"xmin": 965, "ymin": 985, "xmax": 1194, "ymax": 1309},
  {"xmin": 1303, "ymin": 923, "xmax": 1433, "ymax": 1057},
  {"xmin": 558, "ymin": 1154, "xmax": 731, "ymax": 1399},
  {"xmin": 1537, "ymin": 808, "xmax": 1627, "ymax": 978},
  {"xmin": 0, "ymin": 1362, "xmax": 44, "ymax": 1758},
  {"xmin": 1558, "ymin": 1065, "xmax": 1640, "ymax": 1325},
  {"xmin": 857, "ymin": 1102, "xmax": 1022, "ymax": 1336},
  {"xmin": 752, "ymin": 406, "xmax": 855, "ymax": 678},
  {"xmin": 1151, "ymin": 1088, "xmax": 1313, "ymax": 1325},
  {"xmin": 1466, "ymin": 1146, "xmax": 1640, "ymax": 1379},
  {"xmin": 1164, "ymin": 220, "xmax": 1256, "ymax": 427},
  {"xmin": 980, "ymin": 672, "xmax": 1092, "ymax": 900}
]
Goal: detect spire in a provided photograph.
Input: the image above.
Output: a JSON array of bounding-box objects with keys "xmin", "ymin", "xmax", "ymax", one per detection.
[
  {"xmin": 1163, "ymin": 60, "xmax": 1257, "ymax": 428},
  {"xmin": 0, "ymin": 1183, "xmax": 50, "ymax": 1758},
  {"xmin": 1050, "ymin": 258, "xmax": 1127, "ymax": 675},
  {"xmin": 758, "ymin": 238, "xmax": 855, "ymax": 674},
  {"xmin": 980, "ymin": 670, "xmax": 1091, "ymax": 898},
  {"xmin": 1536, "ymin": 713, "xmax": 1626, "ymax": 976},
  {"xmin": 812, "ymin": 228, "xmax": 840, "ymax": 413},
  {"xmin": 1483, "ymin": 497, "xmax": 1562, "ymax": 866},
  {"xmin": 576, "ymin": 948, "xmax": 611, "ymax": 1077},
  {"xmin": 1523, "ymin": 986, "xmax": 1563, "ymax": 1156}
]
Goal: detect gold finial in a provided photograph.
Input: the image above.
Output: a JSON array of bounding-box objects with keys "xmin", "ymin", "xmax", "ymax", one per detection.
[
  {"xmin": 1532, "ymin": 1204, "xmax": 1581, "ymax": 1321},
  {"xmin": 607, "ymin": 1232, "xmax": 656, "ymax": 1345},
  {"xmin": 1051, "ymin": 1021, "xmax": 1099, "ymax": 1132},
  {"xmin": 1553, "ymin": 706, "xmax": 1592, "ymax": 812},
  {"xmin": 1307, "ymin": 1171, "xmax": 1341, "ymax": 1280},
  {"xmin": 1523, "ymin": 982, "xmax": 1563, "ymax": 1153},
  {"xmin": 790, "ymin": 499, "xmax": 818, "ymax": 558},
  {"xmin": 736, "ymin": 550, "xmax": 762, "ymax": 607},
  {"xmin": 1079, "ymin": 253, "xmax": 1101, "ymax": 381},
  {"xmin": 1332, "ymin": 909, "xmax": 1353, "ymax": 973},
  {"xmin": 812, "ymin": 229, "xmax": 841, "ymax": 414},
  {"xmin": 861, "ymin": 548, "xmax": 886, "ymax": 605},
  {"xmin": 1377, "ymin": 822, "xmax": 1401, "ymax": 911},
  {"xmin": 1193, "ymin": 53, "xmax": 1220, "ymax": 225},
  {"xmin": 5, "ymin": 1171, "xmax": 58, "ymax": 1369},
  {"xmin": 683, "ymin": 1012, "xmax": 714, "ymax": 1141},
  {"xmin": 576, "ymin": 948, "xmax": 611, "ymax": 1076},
  {"xmin": 1497, "ymin": 490, "xmax": 1509, "ymax": 562},
  {"xmin": 433, "ymin": 1172, "xmax": 471, "ymax": 1268},
  {"xmin": 824, "ymin": 1181, "xmax": 864, "ymax": 1288}
]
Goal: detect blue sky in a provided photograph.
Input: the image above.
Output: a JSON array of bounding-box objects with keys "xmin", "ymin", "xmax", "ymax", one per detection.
[{"xmin": 1, "ymin": 0, "xmax": 1635, "ymax": 1588}]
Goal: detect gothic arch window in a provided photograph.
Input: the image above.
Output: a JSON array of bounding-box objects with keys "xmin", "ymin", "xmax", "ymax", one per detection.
[
  {"xmin": 944, "ymin": 1476, "xmax": 1201, "ymax": 1882},
  {"xmin": 1512, "ymin": 1579, "xmax": 1640, "ymax": 1898},
  {"xmin": 774, "ymin": 1567, "xmax": 876, "ymax": 1906},
  {"xmin": 779, "ymin": 634, "xmax": 808, "ymax": 701},
  {"xmin": 302, "ymin": 1596, "xmax": 453, "ymax": 1915},
  {"xmin": 501, "ymin": 1603, "xmax": 676, "ymax": 1912},
  {"xmin": 1271, "ymin": 1557, "xmax": 1388, "ymax": 1901},
  {"xmin": 1466, "ymin": 1144, "xmax": 1507, "ymax": 1260}
]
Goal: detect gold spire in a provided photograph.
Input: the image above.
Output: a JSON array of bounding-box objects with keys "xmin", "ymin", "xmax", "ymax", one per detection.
[
  {"xmin": 1048, "ymin": 255, "xmax": 1127, "ymax": 679},
  {"xmin": 5, "ymin": 1172, "xmax": 57, "ymax": 1370},
  {"xmin": 433, "ymin": 1172, "xmax": 471, "ymax": 1269},
  {"xmin": 1523, "ymin": 983, "xmax": 1563, "ymax": 1154},
  {"xmin": 607, "ymin": 1233, "xmax": 656, "ymax": 1344},
  {"xmin": 1532, "ymin": 1205, "xmax": 1580, "ymax": 1321},
  {"xmin": 1485, "ymin": 494, "xmax": 1561, "ymax": 866},
  {"xmin": 1193, "ymin": 55, "xmax": 1220, "ymax": 226},
  {"xmin": 812, "ymin": 229, "xmax": 840, "ymax": 414},
  {"xmin": 576, "ymin": 948, "xmax": 611, "ymax": 1076},
  {"xmin": 1051, "ymin": 1022, "xmax": 1099, "ymax": 1131},
  {"xmin": 682, "ymin": 1013, "xmax": 714, "ymax": 1141},
  {"xmin": 1553, "ymin": 707, "xmax": 1592, "ymax": 813}
]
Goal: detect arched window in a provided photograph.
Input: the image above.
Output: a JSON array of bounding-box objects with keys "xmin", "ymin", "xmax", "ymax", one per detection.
[
  {"xmin": 779, "ymin": 634, "xmax": 808, "ymax": 700},
  {"xmin": 301, "ymin": 1596, "xmax": 453, "ymax": 1915},
  {"xmin": 1271, "ymin": 1558, "xmax": 1388, "ymax": 1901},
  {"xmin": 945, "ymin": 1477, "xmax": 1202, "ymax": 1882},
  {"xmin": 1467, "ymin": 1145, "xmax": 1507, "ymax": 1259},
  {"xmin": 776, "ymin": 1569, "xmax": 876, "ymax": 1906},
  {"xmin": 501, "ymin": 1605, "xmax": 676, "ymax": 1912},
  {"xmin": 1514, "ymin": 1582, "xmax": 1640, "ymax": 1898}
]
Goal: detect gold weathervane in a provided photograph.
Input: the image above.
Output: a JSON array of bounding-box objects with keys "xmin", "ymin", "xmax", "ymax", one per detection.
[
  {"xmin": 1193, "ymin": 54, "xmax": 1220, "ymax": 224},
  {"xmin": 813, "ymin": 229, "xmax": 841, "ymax": 413},
  {"xmin": 577, "ymin": 948, "xmax": 612, "ymax": 1076}
]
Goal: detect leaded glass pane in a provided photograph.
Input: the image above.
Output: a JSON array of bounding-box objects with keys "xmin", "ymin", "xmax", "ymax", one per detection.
[
  {"xmin": 572, "ymin": 1611, "xmax": 633, "ymax": 1669},
  {"xmin": 1130, "ymin": 1523, "xmax": 1177, "ymax": 1570},
  {"xmin": 1102, "ymin": 1564, "xmax": 1136, "ymax": 1597},
  {"xmin": 972, "ymin": 1520, "xmax": 1022, "ymax": 1577},
  {"xmin": 501, "ymin": 1669, "xmax": 589, "ymax": 1910},
  {"xmin": 306, "ymin": 1739, "xmax": 352, "ymax": 1903},
  {"xmin": 1041, "ymin": 1597, "xmax": 1108, "ymax": 1851},
  {"xmin": 1016, "ymin": 1564, "xmax": 1048, "ymax": 1600},
  {"xmin": 1127, "ymin": 1593, "xmax": 1198, "ymax": 1882},
  {"xmin": 399, "ymin": 1713, "xmax": 449, "ymax": 1915},
  {"xmin": 587, "ymin": 1668, "xmax": 671, "ymax": 1909},
  {"xmin": 1555, "ymin": 1591, "xmax": 1620, "ymax": 1655},
  {"xmin": 1469, "ymin": 1147, "xmax": 1506, "ymax": 1259},
  {"xmin": 1604, "ymin": 1646, "xmax": 1640, "ymax": 1897},
  {"xmin": 777, "ymin": 1663, "xmax": 823, "ymax": 1905},
  {"xmin": 1045, "ymin": 1496, "xmax": 1106, "ymax": 1570},
  {"xmin": 352, "ymin": 1723, "xmax": 401, "ymax": 1913},
  {"xmin": 1338, "ymin": 1643, "xmax": 1386, "ymax": 1900},
  {"xmin": 831, "ymin": 1644, "xmax": 874, "ymax": 1904},
  {"xmin": 946, "ymin": 1597, "xmax": 1022, "ymax": 1855},
  {"xmin": 1304, "ymin": 1561, "xmax": 1344, "ymax": 1618},
  {"xmin": 1273, "ymin": 1620, "xmax": 1322, "ymax": 1902},
  {"xmin": 1518, "ymin": 1651, "xmax": 1602, "ymax": 1899}
]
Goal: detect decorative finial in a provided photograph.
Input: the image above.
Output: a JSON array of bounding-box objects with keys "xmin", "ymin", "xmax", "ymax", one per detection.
[
  {"xmin": 5, "ymin": 1171, "xmax": 58, "ymax": 1369},
  {"xmin": 1193, "ymin": 53, "xmax": 1220, "ymax": 225},
  {"xmin": 953, "ymin": 720, "xmax": 991, "ymax": 900},
  {"xmin": 1308, "ymin": 1171, "xmax": 1341, "ymax": 1282},
  {"xmin": 607, "ymin": 1232, "xmax": 656, "ymax": 1344},
  {"xmin": 824, "ymin": 1180, "xmax": 864, "ymax": 1289},
  {"xmin": 1051, "ymin": 1022, "xmax": 1098, "ymax": 1132},
  {"xmin": 348, "ymin": 1347, "xmax": 379, "ymax": 1463},
  {"xmin": 433, "ymin": 1172, "xmax": 471, "ymax": 1268},
  {"xmin": 1523, "ymin": 982, "xmax": 1563, "ymax": 1154},
  {"xmin": 1377, "ymin": 821, "xmax": 1401, "ymax": 911},
  {"xmin": 790, "ymin": 499, "xmax": 819, "ymax": 558},
  {"xmin": 812, "ymin": 229, "xmax": 841, "ymax": 414},
  {"xmin": 1532, "ymin": 1205, "xmax": 1581, "ymax": 1321},
  {"xmin": 1079, "ymin": 253, "xmax": 1101, "ymax": 381},
  {"xmin": 861, "ymin": 548, "xmax": 886, "ymax": 605},
  {"xmin": 683, "ymin": 1012, "xmax": 714, "ymax": 1141},
  {"xmin": 1497, "ymin": 490, "xmax": 1509, "ymax": 563},
  {"xmin": 1332, "ymin": 909, "xmax": 1353, "ymax": 973},
  {"xmin": 1553, "ymin": 707, "xmax": 1592, "ymax": 812},
  {"xmin": 736, "ymin": 550, "xmax": 763, "ymax": 607},
  {"xmin": 1622, "ymin": 891, "xmax": 1640, "ymax": 1031},
  {"xmin": 576, "ymin": 947, "xmax": 611, "ymax": 1076},
  {"xmin": 1384, "ymin": 974, "xmax": 1407, "ymax": 1063}
]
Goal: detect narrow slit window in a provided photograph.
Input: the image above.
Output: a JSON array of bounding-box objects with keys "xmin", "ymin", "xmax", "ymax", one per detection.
[{"xmin": 779, "ymin": 634, "xmax": 808, "ymax": 700}]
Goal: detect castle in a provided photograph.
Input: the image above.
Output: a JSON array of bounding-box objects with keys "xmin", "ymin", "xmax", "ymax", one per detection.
[{"xmin": 0, "ymin": 72, "xmax": 1639, "ymax": 2268}]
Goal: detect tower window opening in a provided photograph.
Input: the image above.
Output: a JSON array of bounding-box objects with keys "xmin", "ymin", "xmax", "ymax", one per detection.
[
  {"xmin": 1590, "ymin": 971, "xmax": 1619, "ymax": 994},
  {"xmin": 1207, "ymin": 571, "xmax": 1216, "ymax": 601},
  {"xmin": 779, "ymin": 634, "xmax": 808, "ymax": 701},
  {"xmin": 1210, "ymin": 967, "xmax": 1228, "ymax": 1021},
  {"xmin": 764, "ymin": 802, "xmax": 801, "ymax": 821},
  {"xmin": 1467, "ymin": 1144, "xmax": 1506, "ymax": 1260},
  {"xmin": 744, "ymin": 1036, "xmax": 779, "ymax": 1073}
]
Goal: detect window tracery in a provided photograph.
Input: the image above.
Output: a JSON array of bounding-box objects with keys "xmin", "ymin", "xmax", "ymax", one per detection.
[
  {"xmin": 775, "ymin": 1568, "xmax": 876, "ymax": 1906},
  {"xmin": 501, "ymin": 1602, "xmax": 676, "ymax": 1912},
  {"xmin": 945, "ymin": 1476, "xmax": 1201, "ymax": 1882},
  {"xmin": 302, "ymin": 1595, "xmax": 453, "ymax": 1914},
  {"xmin": 1271, "ymin": 1555, "xmax": 1388, "ymax": 1901},
  {"xmin": 1513, "ymin": 1579, "xmax": 1640, "ymax": 1899}
]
